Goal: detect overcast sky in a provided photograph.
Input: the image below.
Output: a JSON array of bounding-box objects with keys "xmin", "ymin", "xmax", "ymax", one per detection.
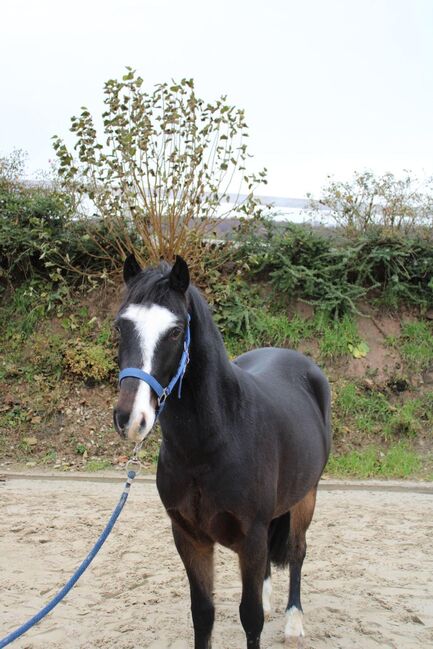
[{"xmin": 1, "ymin": 0, "xmax": 432, "ymax": 197}]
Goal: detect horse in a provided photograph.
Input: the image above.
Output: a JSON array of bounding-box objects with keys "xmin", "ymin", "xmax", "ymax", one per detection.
[{"xmin": 113, "ymin": 255, "xmax": 331, "ymax": 649}]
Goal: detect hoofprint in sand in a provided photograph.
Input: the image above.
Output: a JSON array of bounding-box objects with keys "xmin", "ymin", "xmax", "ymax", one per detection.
[{"xmin": 0, "ymin": 477, "xmax": 432, "ymax": 649}]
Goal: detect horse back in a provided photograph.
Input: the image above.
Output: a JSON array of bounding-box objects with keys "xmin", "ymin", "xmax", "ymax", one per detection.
[{"xmin": 234, "ymin": 347, "xmax": 330, "ymax": 429}]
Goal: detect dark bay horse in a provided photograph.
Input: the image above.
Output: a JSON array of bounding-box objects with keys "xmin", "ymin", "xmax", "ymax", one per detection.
[{"xmin": 113, "ymin": 255, "xmax": 331, "ymax": 649}]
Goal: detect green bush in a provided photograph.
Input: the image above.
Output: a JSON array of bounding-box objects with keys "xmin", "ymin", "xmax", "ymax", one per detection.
[
  {"xmin": 211, "ymin": 279, "xmax": 314, "ymax": 356},
  {"xmin": 63, "ymin": 339, "xmax": 116, "ymax": 382},
  {"xmin": 234, "ymin": 217, "xmax": 433, "ymax": 315},
  {"xmin": 0, "ymin": 183, "xmax": 71, "ymax": 279},
  {"xmin": 0, "ymin": 151, "xmax": 134, "ymax": 286}
]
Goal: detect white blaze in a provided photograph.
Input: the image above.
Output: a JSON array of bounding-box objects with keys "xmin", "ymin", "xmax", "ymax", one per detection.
[{"xmin": 121, "ymin": 303, "xmax": 177, "ymax": 440}]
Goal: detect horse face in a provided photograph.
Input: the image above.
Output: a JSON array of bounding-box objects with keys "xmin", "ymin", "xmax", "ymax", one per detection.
[{"xmin": 113, "ymin": 255, "xmax": 189, "ymax": 442}]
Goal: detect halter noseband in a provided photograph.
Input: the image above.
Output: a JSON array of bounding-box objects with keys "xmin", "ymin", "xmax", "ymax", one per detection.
[{"xmin": 118, "ymin": 314, "xmax": 191, "ymax": 417}]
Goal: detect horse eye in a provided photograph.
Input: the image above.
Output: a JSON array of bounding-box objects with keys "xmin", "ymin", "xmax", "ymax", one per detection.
[{"xmin": 169, "ymin": 327, "xmax": 182, "ymax": 340}]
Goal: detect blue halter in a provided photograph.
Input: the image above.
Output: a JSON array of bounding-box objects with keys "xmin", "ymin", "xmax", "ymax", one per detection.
[{"xmin": 118, "ymin": 315, "xmax": 191, "ymax": 417}]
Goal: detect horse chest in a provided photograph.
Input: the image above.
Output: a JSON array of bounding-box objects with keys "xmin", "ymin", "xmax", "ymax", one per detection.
[{"xmin": 166, "ymin": 480, "xmax": 246, "ymax": 548}]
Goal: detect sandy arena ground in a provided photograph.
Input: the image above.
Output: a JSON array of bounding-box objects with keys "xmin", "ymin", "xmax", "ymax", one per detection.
[{"xmin": 1, "ymin": 475, "xmax": 432, "ymax": 649}]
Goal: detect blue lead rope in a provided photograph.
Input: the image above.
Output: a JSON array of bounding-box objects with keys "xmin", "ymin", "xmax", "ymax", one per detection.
[
  {"xmin": 0, "ymin": 470, "xmax": 137, "ymax": 648},
  {"xmin": 1, "ymin": 316, "xmax": 193, "ymax": 646}
]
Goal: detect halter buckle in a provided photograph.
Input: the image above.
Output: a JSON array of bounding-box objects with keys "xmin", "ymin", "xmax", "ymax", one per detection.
[{"xmin": 157, "ymin": 388, "xmax": 169, "ymax": 409}]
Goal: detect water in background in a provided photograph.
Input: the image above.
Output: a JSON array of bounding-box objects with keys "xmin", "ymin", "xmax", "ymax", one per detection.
[{"xmin": 216, "ymin": 194, "xmax": 333, "ymax": 226}]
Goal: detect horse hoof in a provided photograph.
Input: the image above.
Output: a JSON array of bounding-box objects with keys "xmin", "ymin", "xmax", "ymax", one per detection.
[{"xmin": 284, "ymin": 607, "xmax": 304, "ymax": 645}]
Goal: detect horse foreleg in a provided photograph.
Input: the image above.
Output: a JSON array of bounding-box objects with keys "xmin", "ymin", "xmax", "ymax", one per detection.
[
  {"xmin": 285, "ymin": 486, "xmax": 317, "ymax": 646},
  {"xmin": 171, "ymin": 523, "xmax": 215, "ymax": 649},
  {"xmin": 238, "ymin": 525, "xmax": 268, "ymax": 649},
  {"xmin": 262, "ymin": 555, "xmax": 272, "ymax": 619}
]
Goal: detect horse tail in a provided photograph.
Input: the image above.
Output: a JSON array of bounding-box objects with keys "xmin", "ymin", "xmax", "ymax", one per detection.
[{"xmin": 268, "ymin": 511, "xmax": 291, "ymax": 567}]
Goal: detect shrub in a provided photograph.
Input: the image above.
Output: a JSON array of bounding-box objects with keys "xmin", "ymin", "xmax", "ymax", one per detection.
[
  {"xmin": 347, "ymin": 231, "xmax": 433, "ymax": 309},
  {"xmin": 309, "ymin": 170, "xmax": 433, "ymax": 233},
  {"xmin": 63, "ymin": 340, "xmax": 116, "ymax": 382},
  {"xmin": 53, "ymin": 70, "xmax": 266, "ymax": 268},
  {"xmin": 0, "ymin": 150, "xmax": 143, "ymax": 285},
  {"xmin": 211, "ymin": 278, "xmax": 314, "ymax": 355},
  {"xmin": 234, "ymin": 216, "xmax": 433, "ymax": 315}
]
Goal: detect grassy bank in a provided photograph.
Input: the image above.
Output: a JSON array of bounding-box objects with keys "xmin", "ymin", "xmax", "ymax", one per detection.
[{"xmin": 1, "ymin": 277, "xmax": 432, "ymax": 479}]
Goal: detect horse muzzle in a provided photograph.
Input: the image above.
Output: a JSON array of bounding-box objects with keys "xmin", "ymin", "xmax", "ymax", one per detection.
[
  {"xmin": 113, "ymin": 407, "xmax": 130, "ymax": 438},
  {"xmin": 113, "ymin": 407, "xmax": 147, "ymax": 441}
]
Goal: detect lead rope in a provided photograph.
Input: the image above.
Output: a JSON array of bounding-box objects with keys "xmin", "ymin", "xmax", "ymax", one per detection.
[{"xmin": 0, "ymin": 450, "xmax": 143, "ymax": 648}]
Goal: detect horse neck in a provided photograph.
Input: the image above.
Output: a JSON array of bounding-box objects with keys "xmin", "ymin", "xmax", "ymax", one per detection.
[{"xmin": 185, "ymin": 286, "xmax": 239, "ymax": 403}]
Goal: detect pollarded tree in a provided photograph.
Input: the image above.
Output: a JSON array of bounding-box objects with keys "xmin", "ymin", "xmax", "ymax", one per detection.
[{"xmin": 53, "ymin": 69, "xmax": 267, "ymax": 267}]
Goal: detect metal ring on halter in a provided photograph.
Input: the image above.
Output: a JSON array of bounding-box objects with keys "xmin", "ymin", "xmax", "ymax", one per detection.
[
  {"xmin": 126, "ymin": 458, "xmax": 142, "ymax": 476},
  {"xmin": 157, "ymin": 388, "xmax": 169, "ymax": 409}
]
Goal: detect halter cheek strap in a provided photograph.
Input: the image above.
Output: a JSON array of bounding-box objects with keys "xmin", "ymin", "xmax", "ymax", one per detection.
[{"xmin": 118, "ymin": 314, "xmax": 191, "ymax": 417}]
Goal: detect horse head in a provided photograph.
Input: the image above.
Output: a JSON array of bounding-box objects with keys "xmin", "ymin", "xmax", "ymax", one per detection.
[{"xmin": 113, "ymin": 254, "xmax": 190, "ymax": 441}]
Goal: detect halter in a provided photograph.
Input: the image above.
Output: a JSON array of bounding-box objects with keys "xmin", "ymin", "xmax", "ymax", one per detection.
[{"xmin": 118, "ymin": 314, "xmax": 191, "ymax": 417}]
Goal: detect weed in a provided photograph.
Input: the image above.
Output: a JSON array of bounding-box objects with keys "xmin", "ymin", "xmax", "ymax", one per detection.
[
  {"xmin": 378, "ymin": 444, "xmax": 421, "ymax": 477},
  {"xmin": 63, "ymin": 340, "xmax": 116, "ymax": 382},
  {"xmin": 75, "ymin": 443, "xmax": 87, "ymax": 455},
  {"xmin": 84, "ymin": 459, "xmax": 112, "ymax": 472},
  {"xmin": 41, "ymin": 450, "xmax": 57, "ymax": 464},
  {"xmin": 0, "ymin": 405, "xmax": 30, "ymax": 428},
  {"xmin": 17, "ymin": 437, "xmax": 34, "ymax": 455},
  {"xmin": 398, "ymin": 321, "xmax": 433, "ymax": 371},
  {"xmin": 326, "ymin": 443, "xmax": 421, "ymax": 478},
  {"xmin": 326, "ymin": 447, "xmax": 379, "ymax": 478},
  {"xmin": 384, "ymin": 400, "xmax": 420, "ymax": 439},
  {"xmin": 315, "ymin": 314, "xmax": 367, "ymax": 360},
  {"xmin": 333, "ymin": 381, "xmax": 431, "ymax": 439},
  {"xmin": 333, "ymin": 381, "xmax": 387, "ymax": 435},
  {"xmin": 213, "ymin": 279, "xmax": 314, "ymax": 356}
]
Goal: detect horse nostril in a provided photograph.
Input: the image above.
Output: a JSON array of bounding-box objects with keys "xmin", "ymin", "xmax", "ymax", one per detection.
[{"xmin": 113, "ymin": 408, "xmax": 130, "ymax": 437}]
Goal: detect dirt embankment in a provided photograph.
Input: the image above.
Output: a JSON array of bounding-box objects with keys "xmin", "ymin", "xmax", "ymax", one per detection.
[{"xmin": 1, "ymin": 290, "xmax": 432, "ymax": 474}]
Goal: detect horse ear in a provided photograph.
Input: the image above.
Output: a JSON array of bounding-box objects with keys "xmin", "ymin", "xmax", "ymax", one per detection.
[
  {"xmin": 169, "ymin": 255, "xmax": 190, "ymax": 293},
  {"xmin": 123, "ymin": 254, "xmax": 142, "ymax": 284}
]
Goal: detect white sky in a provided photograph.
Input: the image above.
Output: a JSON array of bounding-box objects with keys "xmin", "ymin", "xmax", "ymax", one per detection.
[{"xmin": 1, "ymin": 0, "xmax": 432, "ymax": 197}]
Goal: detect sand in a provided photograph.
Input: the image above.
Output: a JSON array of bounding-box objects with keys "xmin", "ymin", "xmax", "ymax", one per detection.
[{"xmin": 0, "ymin": 476, "xmax": 432, "ymax": 649}]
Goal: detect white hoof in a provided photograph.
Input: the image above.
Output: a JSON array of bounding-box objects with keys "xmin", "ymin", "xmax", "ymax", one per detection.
[
  {"xmin": 284, "ymin": 606, "xmax": 304, "ymax": 641},
  {"xmin": 262, "ymin": 577, "xmax": 272, "ymax": 619}
]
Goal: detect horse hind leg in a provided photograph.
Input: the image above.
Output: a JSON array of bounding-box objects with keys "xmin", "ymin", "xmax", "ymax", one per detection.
[{"xmin": 285, "ymin": 486, "xmax": 318, "ymax": 646}]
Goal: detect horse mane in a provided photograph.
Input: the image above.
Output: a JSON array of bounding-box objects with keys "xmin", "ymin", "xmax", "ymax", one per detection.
[{"xmin": 124, "ymin": 261, "xmax": 172, "ymax": 305}]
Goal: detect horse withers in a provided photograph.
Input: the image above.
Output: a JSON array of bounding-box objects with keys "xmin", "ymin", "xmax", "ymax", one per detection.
[{"xmin": 113, "ymin": 255, "xmax": 331, "ymax": 649}]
